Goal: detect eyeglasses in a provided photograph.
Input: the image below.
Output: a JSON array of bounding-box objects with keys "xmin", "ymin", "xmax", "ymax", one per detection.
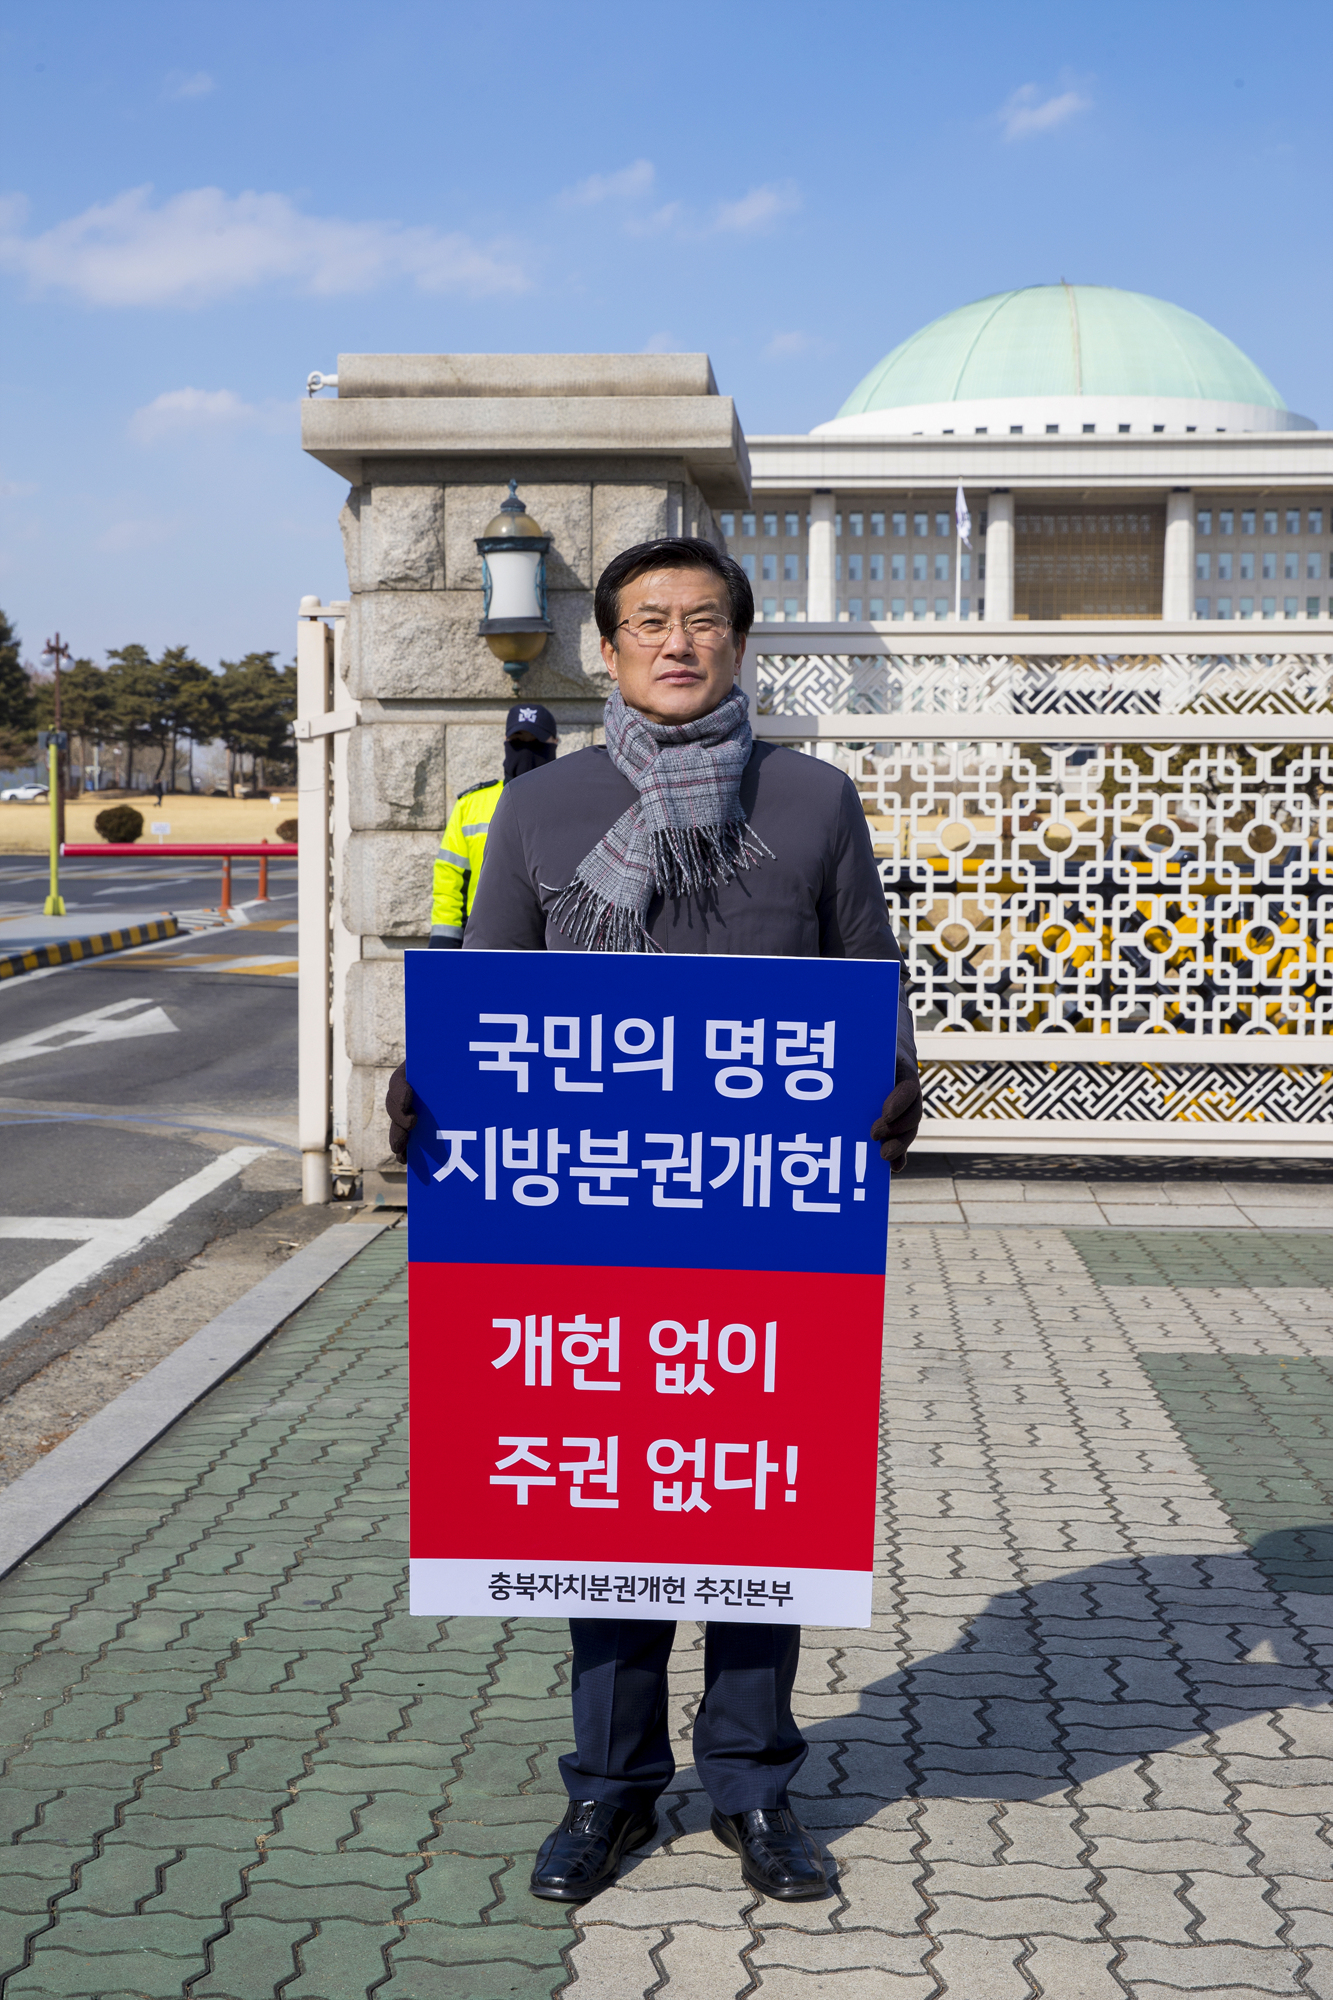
[{"xmin": 616, "ymin": 613, "xmax": 733, "ymax": 648}]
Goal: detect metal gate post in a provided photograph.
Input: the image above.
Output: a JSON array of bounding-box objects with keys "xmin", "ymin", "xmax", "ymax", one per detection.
[{"xmin": 296, "ymin": 599, "xmax": 333, "ymax": 1203}]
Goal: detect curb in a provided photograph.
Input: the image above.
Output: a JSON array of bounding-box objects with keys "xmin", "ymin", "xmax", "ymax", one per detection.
[
  {"xmin": 0, "ymin": 1217, "xmax": 394, "ymax": 1579},
  {"xmin": 0, "ymin": 916, "xmax": 181, "ymax": 982}
]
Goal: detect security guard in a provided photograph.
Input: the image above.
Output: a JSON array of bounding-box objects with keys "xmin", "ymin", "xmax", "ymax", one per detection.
[{"xmin": 429, "ymin": 703, "xmax": 558, "ymax": 946}]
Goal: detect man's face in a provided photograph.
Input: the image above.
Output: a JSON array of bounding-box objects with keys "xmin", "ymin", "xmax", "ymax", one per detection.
[{"xmin": 600, "ymin": 565, "xmax": 745, "ymax": 726}]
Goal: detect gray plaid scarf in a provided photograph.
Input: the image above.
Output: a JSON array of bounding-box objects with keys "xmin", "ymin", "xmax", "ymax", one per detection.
[{"xmin": 547, "ymin": 685, "xmax": 770, "ymax": 952}]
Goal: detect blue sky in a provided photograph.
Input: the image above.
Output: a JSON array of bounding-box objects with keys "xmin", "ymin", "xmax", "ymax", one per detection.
[{"xmin": 2, "ymin": 0, "xmax": 1329, "ymax": 668}]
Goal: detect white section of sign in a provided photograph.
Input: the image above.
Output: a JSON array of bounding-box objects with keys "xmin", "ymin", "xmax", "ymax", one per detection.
[
  {"xmin": 409, "ymin": 1558, "xmax": 872, "ymax": 1627},
  {"xmin": 0, "ymin": 998, "xmax": 178, "ymax": 1069}
]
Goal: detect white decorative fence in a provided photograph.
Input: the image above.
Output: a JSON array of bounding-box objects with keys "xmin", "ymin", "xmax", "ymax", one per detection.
[{"xmin": 744, "ymin": 628, "xmax": 1333, "ymax": 1157}]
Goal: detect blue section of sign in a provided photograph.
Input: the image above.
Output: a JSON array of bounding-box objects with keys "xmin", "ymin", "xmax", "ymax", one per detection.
[{"xmin": 405, "ymin": 950, "xmax": 898, "ymax": 1276}]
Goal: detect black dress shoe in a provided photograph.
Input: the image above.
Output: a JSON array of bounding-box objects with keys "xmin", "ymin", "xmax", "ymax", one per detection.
[
  {"xmin": 711, "ymin": 1807, "xmax": 831, "ymax": 1900},
  {"xmin": 529, "ymin": 1799, "xmax": 658, "ymax": 1901}
]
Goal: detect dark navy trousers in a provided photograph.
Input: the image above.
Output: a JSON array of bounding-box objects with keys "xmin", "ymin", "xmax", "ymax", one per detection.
[{"xmin": 559, "ymin": 1619, "xmax": 807, "ymax": 1816}]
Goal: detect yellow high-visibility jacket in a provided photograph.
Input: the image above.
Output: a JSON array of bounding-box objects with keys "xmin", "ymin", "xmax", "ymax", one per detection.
[{"xmin": 430, "ymin": 778, "xmax": 503, "ymax": 945}]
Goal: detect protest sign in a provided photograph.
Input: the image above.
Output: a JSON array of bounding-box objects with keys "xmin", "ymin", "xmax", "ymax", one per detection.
[{"xmin": 406, "ymin": 949, "xmax": 897, "ymax": 1626}]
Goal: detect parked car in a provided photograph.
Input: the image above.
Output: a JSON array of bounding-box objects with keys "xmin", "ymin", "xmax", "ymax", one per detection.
[{"xmin": 0, "ymin": 784, "xmax": 49, "ymax": 801}]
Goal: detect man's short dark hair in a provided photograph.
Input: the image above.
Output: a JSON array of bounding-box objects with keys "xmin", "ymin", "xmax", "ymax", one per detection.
[{"xmin": 594, "ymin": 536, "xmax": 754, "ymax": 644}]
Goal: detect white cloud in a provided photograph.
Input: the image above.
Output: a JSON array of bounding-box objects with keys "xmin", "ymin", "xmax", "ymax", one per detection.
[
  {"xmin": 641, "ymin": 332, "xmax": 682, "ymax": 354},
  {"xmin": 999, "ymin": 83, "xmax": 1092, "ymax": 140},
  {"xmin": 94, "ymin": 515, "xmax": 175, "ymax": 555},
  {"xmin": 763, "ymin": 331, "xmax": 829, "ymax": 362},
  {"xmin": 128, "ymin": 387, "xmax": 291, "ymax": 443},
  {"xmin": 624, "ymin": 203, "xmax": 685, "ymax": 239},
  {"xmin": 560, "ymin": 159, "xmax": 655, "ymax": 206},
  {"xmin": 712, "ymin": 184, "xmax": 800, "ymax": 235},
  {"xmin": 164, "ymin": 70, "xmax": 214, "ymax": 100},
  {"xmin": 0, "ymin": 186, "xmax": 530, "ymax": 306}
]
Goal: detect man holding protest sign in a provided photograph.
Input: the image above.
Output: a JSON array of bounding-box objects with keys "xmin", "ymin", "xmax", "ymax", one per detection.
[{"xmin": 388, "ymin": 535, "xmax": 919, "ymax": 1903}]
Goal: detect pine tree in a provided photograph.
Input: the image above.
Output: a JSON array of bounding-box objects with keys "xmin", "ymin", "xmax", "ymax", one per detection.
[{"xmin": 0, "ymin": 609, "xmax": 36, "ymax": 764}]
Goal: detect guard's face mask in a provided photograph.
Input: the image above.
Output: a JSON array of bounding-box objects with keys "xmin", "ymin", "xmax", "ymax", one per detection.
[{"xmin": 504, "ymin": 737, "xmax": 556, "ymax": 781}]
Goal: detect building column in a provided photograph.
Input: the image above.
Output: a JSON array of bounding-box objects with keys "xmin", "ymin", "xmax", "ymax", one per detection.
[
  {"xmin": 1163, "ymin": 489, "xmax": 1194, "ymax": 621},
  {"xmin": 807, "ymin": 490, "xmax": 836, "ymax": 621},
  {"xmin": 985, "ymin": 491, "xmax": 1013, "ymax": 623}
]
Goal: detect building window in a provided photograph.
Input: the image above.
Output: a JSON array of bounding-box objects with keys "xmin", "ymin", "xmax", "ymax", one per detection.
[
  {"xmin": 1262, "ymin": 553, "xmax": 1276, "ymax": 580},
  {"xmin": 1263, "ymin": 509, "xmax": 1278, "ymax": 535},
  {"xmin": 1196, "ymin": 554, "xmax": 1211, "ymax": 580},
  {"xmin": 1284, "ymin": 597, "xmax": 1298, "ymax": 618},
  {"xmin": 784, "ymin": 512, "xmax": 799, "ymax": 537},
  {"xmin": 912, "ymin": 554, "xmax": 927, "ymax": 582},
  {"xmin": 960, "ymin": 553, "xmax": 971, "ymax": 581},
  {"xmin": 760, "ymin": 554, "xmax": 776, "ymax": 582},
  {"xmin": 783, "ymin": 553, "xmax": 798, "ymax": 582},
  {"xmin": 1241, "ymin": 509, "xmax": 1255, "ymax": 535},
  {"xmin": 1308, "ymin": 597, "xmax": 1322, "ymax": 618},
  {"xmin": 1219, "ymin": 509, "xmax": 1234, "ymax": 535},
  {"xmin": 869, "ymin": 553, "xmax": 884, "ymax": 581},
  {"xmin": 891, "ymin": 553, "xmax": 906, "ymax": 581},
  {"xmin": 1240, "ymin": 553, "xmax": 1255, "ymax": 580},
  {"xmin": 762, "ymin": 597, "xmax": 777, "ymax": 618},
  {"xmin": 1045, "ymin": 423, "xmax": 1058, "ymax": 434},
  {"xmin": 891, "ymin": 598, "xmax": 905, "ymax": 620},
  {"xmin": 1308, "ymin": 508, "xmax": 1324, "ymax": 536},
  {"xmin": 763, "ymin": 513, "xmax": 778, "ymax": 538},
  {"xmin": 870, "ymin": 512, "xmax": 885, "ymax": 537},
  {"xmin": 1262, "ymin": 597, "xmax": 1276, "ymax": 618},
  {"xmin": 741, "ymin": 553, "xmax": 755, "ymax": 579},
  {"xmin": 869, "ymin": 597, "xmax": 884, "ymax": 619},
  {"xmin": 1197, "ymin": 510, "xmax": 1212, "ymax": 535},
  {"xmin": 1152, "ymin": 423, "xmax": 1164, "ymax": 433},
  {"xmin": 834, "ymin": 554, "xmax": 842, "ymax": 581},
  {"xmin": 914, "ymin": 512, "xmax": 928, "ymax": 537},
  {"xmin": 1082, "ymin": 423, "xmax": 1095, "ymax": 433},
  {"xmin": 1013, "ymin": 505, "xmax": 1165, "ymax": 619},
  {"xmin": 1286, "ymin": 508, "xmax": 1301, "ymax": 535},
  {"xmin": 1285, "ymin": 552, "xmax": 1299, "ymax": 579},
  {"xmin": 913, "ymin": 597, "xmax": 928, "ymax": 619},
  {"xmin": 1195, "ymin": 596, "xmax": 1210, "ymax": 618},
  {"xmin": 847, "ymin": 553, "xmax": 863, "ymax": 581},
  {"xmin": 783, "ymin": 598, "xmax": 801, "ymax": 619},
  {"xmin": 1217, "ymin": 597, "xmax": 1232, "ymax": 619},
  {"xmin": 1118, "ymin": 423, "xmax": 1130, "ymax": 432},
  {"xmin": 935, "ymin": 512, "xmax": 949, "ymax": 538},
  {"xmin": 934, "ymin": 553, "xmax": 949, "ymax": 581},
  {"xmin": 1011, "ymin": 425, "xmax": 1023, "ymax": 434},
  {"xmin": 848, "ymin": 598, "xmax": 862, "ymax": 619},
  {"xmin": 741, "ymin": 512, "xmax": 755, "ymax": 537},
  {"xmin": 961, "ymin": 597, "xmax": 971, "ymax": 616},
  {"xmin": 1239, "ymin": 597, "xmax": 1254, "ymax": 617},
  {"xmin": 720, "ymin": 512, "xmax": 735, "ymax": 537},
  {"xmin": 1309, "ymin": 553, "xmax": 1323, "ymax": 579},
  {"xmin": 934, "ymin": 598, "xmax": 949, "ymax": 619},
  {"xmin": 891, "ymin": 512, "xmax": 906, "ymax": 537},
  {"xmin": 848, "ymin": 511, "xmax": 863, "ymax": 537},
  {"xmin": 1218, "ymin": 552, "xmax": 1233, "ymax": 581},
  {"xmin": 835, "ymin": 513, "xmax": 842, "ymax": 536}
]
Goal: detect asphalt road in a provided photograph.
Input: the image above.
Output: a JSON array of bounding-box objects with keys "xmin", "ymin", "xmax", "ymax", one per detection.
[{"xmin": 0, "ymin": 853, "xmax": 304, "ymax": 1391}]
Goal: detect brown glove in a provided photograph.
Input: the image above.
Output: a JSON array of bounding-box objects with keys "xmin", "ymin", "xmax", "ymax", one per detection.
[
  {"xmin": 385, "ymin": 1062, "xmax": 416, "ymax": 1163},
  {"xmin": 871, "ymin": 1073, "xmax": 923, "ymax": 1173}
]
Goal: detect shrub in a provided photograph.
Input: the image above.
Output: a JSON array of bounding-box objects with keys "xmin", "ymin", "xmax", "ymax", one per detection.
[
  {"xmin": 276, "ymin": 818, "xmax": 298, "ymax": 842},
  {"xmin": 94, "ymin": 804, "xmax": 144, "ymax": 843}
]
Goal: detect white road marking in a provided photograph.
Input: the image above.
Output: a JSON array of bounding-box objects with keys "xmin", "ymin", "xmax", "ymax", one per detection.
[
  {"xmin": 0, "ymin": 1217, "xmax": 111, "ymax": 1239},
  {"xmin": 0, "ymin": 1146, "xmax": 267, "ymax": 1347},
  {"xmin": 0, "ymin": 997, "xmax": 179, "ymax": 1065}
]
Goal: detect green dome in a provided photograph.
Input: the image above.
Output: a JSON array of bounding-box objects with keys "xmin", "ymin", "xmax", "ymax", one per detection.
[{"xmin": 837, "ymin": 285, "xmax": 1286, "ymax": 417}]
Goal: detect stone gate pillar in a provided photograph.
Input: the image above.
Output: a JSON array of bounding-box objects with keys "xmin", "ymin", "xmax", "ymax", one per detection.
[{"xmin": 301, "ymin": 353, "xmax": 750, "ymax": 1184}]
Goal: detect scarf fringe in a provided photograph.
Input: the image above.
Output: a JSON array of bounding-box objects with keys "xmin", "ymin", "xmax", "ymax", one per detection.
[{"xmin": 546, "ymin": 817, "xmax": 772, "ymax": 954}]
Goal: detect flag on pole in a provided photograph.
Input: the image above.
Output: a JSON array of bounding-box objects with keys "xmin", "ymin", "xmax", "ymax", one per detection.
[{"xmin": 955, "ymin": 483, "xmax": 971, "ymax": 549}]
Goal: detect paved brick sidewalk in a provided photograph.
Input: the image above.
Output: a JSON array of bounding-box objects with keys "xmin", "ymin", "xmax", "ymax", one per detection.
[{"xmin": 3, "ymin": 1223, "xmax": 1333, "ymax": 1998}]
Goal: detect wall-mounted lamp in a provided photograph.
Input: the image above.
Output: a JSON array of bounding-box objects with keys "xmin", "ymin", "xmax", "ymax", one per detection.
[{"xmin": 476, "ymin": 481, "xmax": 553, "ymax": 681}]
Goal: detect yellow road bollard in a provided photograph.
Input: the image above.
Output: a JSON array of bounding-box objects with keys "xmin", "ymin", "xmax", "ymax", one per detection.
[{"xmin": 43, "ymin": 739, "xmax": 65, "ymax": 917}]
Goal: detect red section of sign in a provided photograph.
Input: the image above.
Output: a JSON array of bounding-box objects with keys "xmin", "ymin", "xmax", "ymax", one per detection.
[{"xmin": 409, "ymin": 1261, "xmax": 883, "ymax": 1572}]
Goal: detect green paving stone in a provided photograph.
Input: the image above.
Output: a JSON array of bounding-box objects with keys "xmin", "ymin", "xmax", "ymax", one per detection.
[
  {"xmin": 277, "ymin": 1918, "xmax": 404, "ymax": 1996},
  {"xmin": 185, "ymin": 1916, "xmax": 314, "ymax": 1996},
  {"xmin": 0, "ymin": 1915, "xmax": 61, "ymax": 1986},
  {"xmin": 1142, "ymin": 1351, "xmax": 1333, "ymax": 1592},
  {"xmin": 1068, "ymin": 1226, "xmax": 1333, "ymax": 1288},
  {"xmin": 391, "ymin": 1921, "xmax": 570, "ymax": 1974},
  {"xmin": 380, "ymin": 1961, "xmax": 565, "ymax": 2000}
]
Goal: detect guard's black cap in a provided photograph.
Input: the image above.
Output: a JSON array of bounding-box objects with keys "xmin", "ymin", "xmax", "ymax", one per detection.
[{"xmin": 505, "ymin": 702, "xmax": 557, "ymax": 741}]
